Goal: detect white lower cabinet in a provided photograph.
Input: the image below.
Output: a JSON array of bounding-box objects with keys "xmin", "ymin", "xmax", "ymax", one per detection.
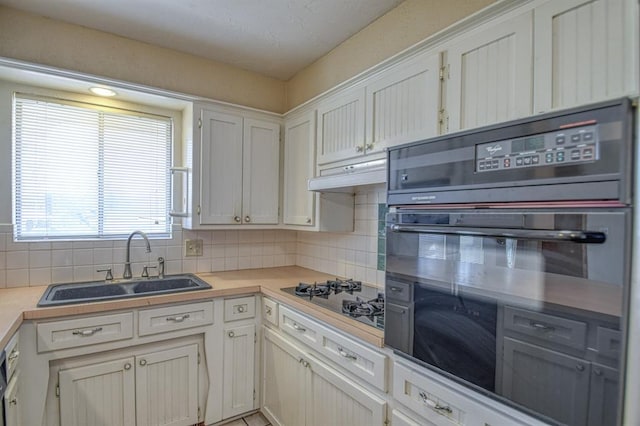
[
  {"xmin": 223, "ymin": 323, "xmax": 256, "ymax": 419},
  {"xmin": 262, "ymin": 326, "xmax": 386, "ymax": 426},
  {"xmin": 59, "ymin": 344, "xmax": 199, "ymax": 426},
  {"xmin": 4, "ymin": 374, "xmax": 21, "ymax": 426}
]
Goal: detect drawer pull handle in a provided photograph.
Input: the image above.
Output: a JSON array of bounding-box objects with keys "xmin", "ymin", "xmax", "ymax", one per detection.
[
  {"xmin": 166, "ymin": 314, "xmax": 190, "ymax": 322},
  {"xmin": 337, "ymin": 347, "xmax": 357, "ymax": 360},
  {"xmin": 299, "ymin": 358, "xmax": 310, "ymax": 368},
  {"xmin": 72, "ymin": 327, "xmax": 103, "ymax": 336},
  {"xmin": 419, "ymin": 391, "xmax": 452, "ymax": 414},
  {"xmin": 228, "ymin": 331, "xmax": 235, "ymax": 338},
  {"xmin": 139, "ymin": 359, "xmax": 147, "ymax": 366},
  {"xmin": 292, "ymin": 323, "xmax": 306, "ymax": 332},
  {"xmin": 576, "ymin": 364, "xmax": 585, "ymax": 372},
  {"xmin": 390, "ymin": 287, "xmax": 402, "ymax": 292},
  {"xmin": 124, "ymin": 363, "xmax": 132, "ymax": 371},
  {"xmin": 594, "ymin": 368, "xmax": 603, "ymax": 376},
  {"xmin": 530, "ymin": 321, "xmax": 555, "ymax": 332},
  {"xmin": 9, "ymin": 397, "xmax": 17, "ymax": 406},
  {"xmin": 265, "ymin": 306, "xmax": 272, "ymax": 315},
  {"xmin": 8, "ymin": 350, "xmax": 19, "ymax": 362},
  {"xmin": 236, "ymin": 305, "xmax": 246, "ymax": 313}
]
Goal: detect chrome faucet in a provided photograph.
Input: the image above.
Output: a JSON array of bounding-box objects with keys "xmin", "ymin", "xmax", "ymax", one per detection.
[{"xmin": 123, "ymin": 230, "xmax": 151, "ymax": 279}]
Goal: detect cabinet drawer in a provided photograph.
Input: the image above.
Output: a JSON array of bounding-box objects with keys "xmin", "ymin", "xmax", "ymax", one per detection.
[
  {"xmin": 37, "ymin": 312, "xmax": 134, "ymax": 352},
  {"xmin": 386, "ymin": 279, "xmax": 412, "ymax": 303},
  {"xmin": 279, "ymin": 305, "xmax": 320, "ymax": 347},
  {"xmin": 224, "ymin": 296, "xmax": 256, "ymax": 322},
  {"xmin": 138, "ymin": 301, "xmax": 214, "ymax": 336},
  {"xmin": 318, "ymin": 325, "xmax": 387, "ymax": 392},
  {"xmin": 4, "ymin": 332, "xmax": 19, "ymax": 380},
  {"xmin": 503, "ymin": 306, "xmax": 587, "ymax": 351},
  {"xmin": 394, "ymin": 361, "xmax": 466, "ymax": 425},
  {"xmin": 595, "ymin": 327, "xmax": 621, "ymax": 360},
  {"xmin": 262, "ymin": 297, "xmax": 278, "ymax": 327}
]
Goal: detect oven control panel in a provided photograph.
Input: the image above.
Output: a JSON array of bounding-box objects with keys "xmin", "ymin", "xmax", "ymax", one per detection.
[{"xmin": 475, "ymin": 124, "xmax": 598, "ymax": 172}]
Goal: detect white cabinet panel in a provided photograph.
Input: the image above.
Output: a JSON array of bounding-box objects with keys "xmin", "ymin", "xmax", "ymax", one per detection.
[
  {"xmin": 306, "ymin": 353, "xmax": 387, "ymax": 426},
  {"xmin": 283, "ymin": 111, "xmax": 316, "ymax": 226},
  {"xmin": 446, "ymin": 11, "xmax": 533, "ymax": 132},
  {"xmin": 59, "ymin": 356, "xmax": 136, "ymax": 426},
  {"xmin": 223, "ymin": 324, "xmax": 256, "ymax": 418},
  {"xmin": 366, "ymin": 51, "xmax": 440, "ymax": 151},
  {"xmin": 317, "ymin": 87, "xmax": 366, "ymax": 165},
  {"xmin": 262, "ymin": 327, "xmax": 307, "ymax": 426},
  {"xmin": 242, "ymin": 118, "xmax": 280, "ymax": 224},
  {"xmin": 534, "ymin": 0, "xmax": 638, "ymax": 112},
  {"xmin": 4, "ymin": 375, "xmax": 21, "ymax": 426},
  {"xmin": 135, "ymin": 344, "xmax": 199, "ymax": 426},
  {"xmin": 200, "ymin": 109, "xmax": 243, "ymax": 225}
]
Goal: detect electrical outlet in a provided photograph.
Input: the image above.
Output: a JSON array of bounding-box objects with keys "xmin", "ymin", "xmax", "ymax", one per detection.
[{"xmin": 185, "ymin": 239, "xmax": 203, "ymax": 256}]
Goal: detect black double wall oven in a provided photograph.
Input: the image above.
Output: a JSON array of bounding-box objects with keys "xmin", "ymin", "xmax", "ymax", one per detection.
[{"xmin": 385, "ymin": 98, "xmax": 634, "ymax": 426}]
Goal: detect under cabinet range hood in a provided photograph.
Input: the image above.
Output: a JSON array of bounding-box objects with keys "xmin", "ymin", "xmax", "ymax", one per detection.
[{"xmin": 308, "ymin": 158, "xmax": 387, "ymax": 192}]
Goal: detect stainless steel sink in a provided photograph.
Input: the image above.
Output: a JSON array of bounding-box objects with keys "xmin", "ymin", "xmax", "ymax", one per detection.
[{"xmin": 38, "ymin": 274, "xmax": 211, "ymax": 306}]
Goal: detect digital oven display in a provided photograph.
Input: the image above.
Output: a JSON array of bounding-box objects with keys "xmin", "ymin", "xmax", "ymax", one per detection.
[{"xmin": 511, "ymin": 136, "xmax": 545, "ymax": 153}]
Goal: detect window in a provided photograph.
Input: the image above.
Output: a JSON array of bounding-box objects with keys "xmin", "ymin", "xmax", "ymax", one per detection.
[{"xmin": 13, "ymin": 94, "xmax": 172, "ymax": 240}]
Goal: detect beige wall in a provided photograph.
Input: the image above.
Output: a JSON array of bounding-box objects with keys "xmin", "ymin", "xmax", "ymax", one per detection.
[
  {"xmin": 0, "ymin": 6, "xmax": 286, "ymax": 113},
  {"xmin": 285, "ymin": 0, "xmax": 496, "ymax": 110}
]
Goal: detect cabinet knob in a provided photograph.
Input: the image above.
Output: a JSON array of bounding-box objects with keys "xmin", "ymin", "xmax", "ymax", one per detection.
[
  {"xmin": 244, "ymin": 215, "xmax": 251, "ymax": 223},
  {"xmin": 237, "ymin": 305, "xmax": 246, "ymax": 313},
  {"xmin": 139, "ymin": 359, "xmax": 147, "ymax": 366},
  {"xmin": 594, "ymin": 368, "xmax": 603, "ymax": 376},
  {"xmin": 124, "ymin": 363, "xmax": 132, "ymax": 371},
  {"xmin": 366, "ymin": 143, "xmax": 374, "ymax": 151},
  {"xmin": 355, "ymin": 145, "xmax": 364, "ymax": 153},
  {"xmin": 8, "ymin": 349, "xmax": 19, "ymax": 362},
  {"xmin": 234, "ymin": 216, "xmax": 241, "ymax": 223},
  {"xmin": 9, "ymin": 397, "xmax": 17, "ymax": 406},
  {"xmin": 576, "ymin": 364, "xmax": 585, "ymax": 372},
  {"xmin": 228, "ymin": 331, "xmax": 235, "ymax": 338},
  {"xmin": 266, "ymin": 306, "xmax": 272, "ymax": 315},
  {"xmin": 305, "ymin": 217, "xmax": 312, "ymax": 224}
]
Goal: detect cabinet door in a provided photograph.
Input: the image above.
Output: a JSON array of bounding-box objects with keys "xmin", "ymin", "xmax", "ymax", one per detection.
[
  {"xmin": 392, "ymin": 409, "xmax": 436, "ymax": 426},
  {"xmin": 316, "ymin": 86, "xmax": 366, "ymax": 165},
  {"xmin": 242, "ymin": 118, "xmax": 280, "ymax": 224},
  {"xmin": 135, "ymin": 344, "xmax": 199, "ymax": 426},
  {"xmin": 262, "ymin": 327, "xmax": 307, "ymax": 426},
  {"xmin": 223, "ymin": 324, "xmax": 256, "ymax": 419},
  {"xmin": 59, "ymin": 357, "xmax": 136, "ymax": 426},
  {"xmin": 283, "ymin": 111, "xmax": 316, "ymax": 226},
  {"xmin": 305, "ymin": 353, "xmax": 387, "ymax": 426},
  {"xmin": 588, "ymin": 363, "xmax": 619, "ymax": 426},
  {"xmin": 365, "ymin": 52, "xmax": 440, "ymax": 153},
  {"xmin": 533, "ymin": 0, "xmax": 638, "ymax": 112},
  {"xmin": 445, "ymin": 11, "xmax": 533, "ymax": 132},
  {"xmin": 4, "ymin": 375, "xmax": 21, "ymax": 426},
  {"xmin": 200, "ymin": 109, "xmax": 243, "ymax": 225},
  {"xmin": 502, "ymin": 337, "xmax": 590, "ymax": 426}
]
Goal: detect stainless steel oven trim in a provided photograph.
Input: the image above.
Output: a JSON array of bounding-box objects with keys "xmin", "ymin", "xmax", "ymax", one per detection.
[{"xmin": 390, "ymin": 224, "xmax": 607, "ymax": 243}]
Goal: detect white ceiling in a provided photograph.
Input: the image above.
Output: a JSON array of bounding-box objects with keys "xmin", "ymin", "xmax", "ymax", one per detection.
[{"xmin": 0, "ymin": 0, "xmax": 405, "ymax": 80}]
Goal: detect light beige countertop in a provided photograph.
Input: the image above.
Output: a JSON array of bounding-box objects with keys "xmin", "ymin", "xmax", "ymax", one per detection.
[{"xmin": 0, "ymin": 266, "xmax": 385, "ymax": 350}]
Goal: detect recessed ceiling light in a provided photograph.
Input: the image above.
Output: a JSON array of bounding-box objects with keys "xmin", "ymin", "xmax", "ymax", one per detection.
[{"xmin": 89, "ymin": 87, "xmax": 117, "ymax": 97}]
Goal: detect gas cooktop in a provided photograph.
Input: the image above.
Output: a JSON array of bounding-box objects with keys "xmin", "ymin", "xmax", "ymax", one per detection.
[{"xmin": 281, "ymin": 279, "xmax": 384, "ymax": 330}]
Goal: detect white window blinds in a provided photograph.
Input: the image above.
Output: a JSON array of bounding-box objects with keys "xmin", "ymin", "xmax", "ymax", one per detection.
[{"xmin": 13, "ymin": 94, "xmax": 172, "ymax": 241}]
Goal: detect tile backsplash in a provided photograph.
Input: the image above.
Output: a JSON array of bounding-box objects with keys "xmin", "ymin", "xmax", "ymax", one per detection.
[
  {"xmin": 296, "ymin": 185, "xmax": 386, "ymax": 288},
  {"xmin": 0, "ymin": 225, "xmax": 296, "ymax": 288},
  {"xmin": 0, "ymin": 186, "xmax": 386, "ymax": 288}
]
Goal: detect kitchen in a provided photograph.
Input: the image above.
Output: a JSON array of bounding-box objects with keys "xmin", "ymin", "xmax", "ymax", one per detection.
[{"xmin": 0, "ymin": 0, "xmax": 638, "ymax": 425}]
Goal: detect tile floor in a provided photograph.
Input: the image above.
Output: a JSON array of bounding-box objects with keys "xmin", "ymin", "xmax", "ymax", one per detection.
[{"xmin": 222, "ymin": 411, "xmax": 271, "ymax": 426}]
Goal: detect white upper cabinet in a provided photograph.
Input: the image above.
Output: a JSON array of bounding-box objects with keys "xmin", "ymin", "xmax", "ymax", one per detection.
[
  {"xmin": 194, "ymin": 105, "xmax": 280, "ymax": 227},
  {"xmin": 444, "ymin": 10, "xmax": 533, "ymax": 133},
  {"xmin": 533, "ymin": 0, "xmax": 638, "ymax": 112},
  {"xmin": 242, "ymin": 118, "xmax": 281, "ymax": 225},
  {"xmin": 200, "ymin": 109, "xmax": 243, "ymax": 225},
  {"xmin": 365, "ymin": 51, "xmax": 441, "ymax": 152},
  {"xmin": 283, "ymin": 111, "xmax": 316, "ymax": 226},
  {"xmin": 316, "ymin": 86, "xmax": 366, "ymax": 165}
]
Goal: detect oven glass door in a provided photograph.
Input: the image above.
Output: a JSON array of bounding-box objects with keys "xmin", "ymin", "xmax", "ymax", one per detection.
[{"xmin": 385, "ymin": 209, "xmax": 629, "ymax": 426}]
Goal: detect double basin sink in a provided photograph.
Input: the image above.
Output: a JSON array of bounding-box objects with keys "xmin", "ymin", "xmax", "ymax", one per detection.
[{"xmin": 38, "ymin": 274, "xmax": 211, "ymax": 307}]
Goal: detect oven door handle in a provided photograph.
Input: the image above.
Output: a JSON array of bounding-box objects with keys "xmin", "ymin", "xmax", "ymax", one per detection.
[{"xmin": 390, "ymin": 225, "xmax": 606, "ymax": 244}]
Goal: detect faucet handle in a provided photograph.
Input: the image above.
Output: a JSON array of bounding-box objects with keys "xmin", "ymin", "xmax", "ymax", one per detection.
[
  {"xmin": 97, "ymin": 268, "xmax": 113, "ymax": 281},
  {"xmin": 141, "ymin": 265, "xmax": 157, "ymax": 278}
]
